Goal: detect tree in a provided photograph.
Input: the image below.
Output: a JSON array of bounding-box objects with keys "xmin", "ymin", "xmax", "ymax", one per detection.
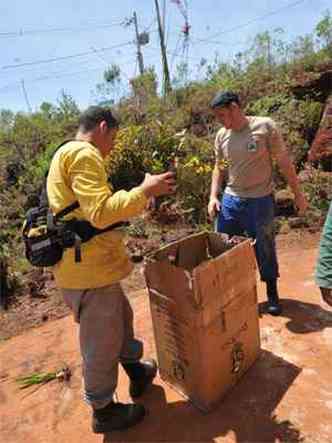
[
  {"xmin": 315, "ymin": 10, "xmax": 332, "ymax": 51},
  {"xmin": 130, "ymin": 68, "xmax": 158, "ymax": 102},
  {"xmin": 39, "ymin": 102, "xmax": 56, "ymax": 119},
  {"xmin": 57, "ymin": 91, "xmax": 80, "ymax": 119},
  {"xmin": 94, "ymin": 64, "xmax": 122, "ymax": 104},
  {"xmin": 0, "ymin": 110, "xmax": 14, "ymax": 133},
  {"xmin": 248, "ymin": 28, "xmax": 287, "ymax": 68},
  {"xmin": 172, "ymin": 62, "xmax": 190, "ymax": 88}
]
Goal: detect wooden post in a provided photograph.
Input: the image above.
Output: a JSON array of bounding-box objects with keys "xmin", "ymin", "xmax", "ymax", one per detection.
[
  {"xmin": 133, "ymin": 12, "xmax": 145, "ymax": 76},
  {"xmin": 154, "ymin": 0, "xmax": 172, "ymax": 96}
]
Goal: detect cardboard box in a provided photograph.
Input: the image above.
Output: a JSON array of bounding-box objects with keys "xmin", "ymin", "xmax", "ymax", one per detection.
[{"xmin": 144, "ymin": 232, "xmax": 261, "ymax": 412}]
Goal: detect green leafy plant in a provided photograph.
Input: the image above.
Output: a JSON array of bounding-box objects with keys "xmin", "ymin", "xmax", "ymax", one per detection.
[{"xmin": 15, "ymin": 366, "xmax": 71, "ymax": 389}]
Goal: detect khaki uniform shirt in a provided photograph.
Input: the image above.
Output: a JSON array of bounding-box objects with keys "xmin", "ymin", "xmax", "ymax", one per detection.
[{"xmin": 214, "ymin": 116, "xmax": 286, "ymax": 198}]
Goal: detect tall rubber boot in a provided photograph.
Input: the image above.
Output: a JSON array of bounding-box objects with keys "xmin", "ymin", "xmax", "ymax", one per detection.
[
  {"xmin": 122, "ymin": 359, "xmax": 157, "ymax": 398},
  {"xmin": 266, "ymin": 279, "xmax": 283, "ymax": 316}
]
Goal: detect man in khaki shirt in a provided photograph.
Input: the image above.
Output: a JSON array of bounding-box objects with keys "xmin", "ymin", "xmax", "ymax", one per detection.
[
  {"xmin": 208, "ymin": 91, "xmax": 308, "ymax": 316},
  {"xmin": 47, "ymin": 106, "xmax": 175, "ymax": 434}
]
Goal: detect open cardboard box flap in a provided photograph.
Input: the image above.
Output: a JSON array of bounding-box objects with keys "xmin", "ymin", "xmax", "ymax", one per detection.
[
  {"xmin": 143, "ymin": 231, "xmax": 260, "ymax": 412},
  {"xmin": 144, "ymin": 232, "xmax": 257, "ymax": 311}
]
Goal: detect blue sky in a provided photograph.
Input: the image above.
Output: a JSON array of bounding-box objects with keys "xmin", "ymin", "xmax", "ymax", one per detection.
[{"xmin": 0, "ymin": 0, "xmax": 330, "ymax": 113}]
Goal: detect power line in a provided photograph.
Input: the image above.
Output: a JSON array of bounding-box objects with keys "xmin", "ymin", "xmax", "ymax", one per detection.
[
  {"xmin": 20, "ymin": 79, "xmax": 32, "ymax": 112},
  {"xmin": 191, "ymin": 37, "xmax": 249, "ymax": 47},
  {"xmin": 195, "ymin": 0, "xmax": 307, "ymax": 44},
  {"xmin": 1, "ymin": 41, "xmax": 134, "ymax": 70},
  {"xmin": 90, "ymin": 46, "xmax": 132, "ymax": 81},
  {"xmin": 146, "ymin": 45, "xmax": 204, "ymax": 63},
  {"xmin": 0, "ymin": 57, "xmax": 140, "ymax": 95},
  {"xmin": 0, "ymin": 21, "xmax": 124, "ymax": 38},
  {"xmin": 0, "ymin": 43, "xmax": 153, "ymax": 88},
  {"xmin": 0, "ymin": 46, "xmax": 136, "ymax": 82},
  {"xmin": 170, "ymin": 33, "xmax": 183, "ymax": 70},
  {"xmin": 36, "ymin": 57, "xmax": 138, "ymax": 83},
  {"xmin": 0, "ymin": 80, "xmax": 21, "ymax": 94},
  {"xmin": 143, "ymin": 18, "xmax": 157, "ymax": 33},
  {"xmin": 0, "ymin": 57, "xmax": 101, "ymax": 84}
]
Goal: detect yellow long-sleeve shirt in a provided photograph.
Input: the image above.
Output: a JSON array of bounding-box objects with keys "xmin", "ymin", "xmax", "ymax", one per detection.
[{"xmin": 47, "ymin": 140, "xmax": 147, "ymax": 289}]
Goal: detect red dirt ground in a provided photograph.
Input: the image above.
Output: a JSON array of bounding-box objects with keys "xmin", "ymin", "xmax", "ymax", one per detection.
[{"xmin": 0, "ymin": 231, "xmax": 331, "ymax": 443}]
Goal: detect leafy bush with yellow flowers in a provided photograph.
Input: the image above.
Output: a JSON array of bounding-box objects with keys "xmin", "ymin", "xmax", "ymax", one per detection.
[
  {"xmin": 177, "ymin": 136, "xmax": 214, "ymax": 224},
  {"xmin": 106, "ymin": 120, "xmax": 181, "ymax": 191},
  {"xmin": 105, "ymin": 119, "xmax": 215, "ymax": 224}
]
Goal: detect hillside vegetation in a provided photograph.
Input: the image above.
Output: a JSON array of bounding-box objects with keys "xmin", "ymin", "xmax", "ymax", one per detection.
[{"xmin": 0, "ymin": 11, "xmax": 332, "ymax": 296}]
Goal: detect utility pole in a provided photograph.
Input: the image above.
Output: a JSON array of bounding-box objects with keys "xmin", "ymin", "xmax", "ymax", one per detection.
[
  {"xmin": 133, "ymin": 12, "xmax": 145, "ymax": 76},
  {"xmin": 162, "ymin": 0, "xmax": 166, "ymax": 34},
  {"xmin": 21, "ymin": 79, "xmax": 32, "ymax": 113},
  {"xmin": 154, "ymin": 0, "xmax": 172, "ymax": 96}
]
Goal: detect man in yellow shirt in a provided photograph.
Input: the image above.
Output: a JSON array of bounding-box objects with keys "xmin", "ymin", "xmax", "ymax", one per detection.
[{"xmin": 47, "ymin": 106, "xmax": 176, "ymax": 434}]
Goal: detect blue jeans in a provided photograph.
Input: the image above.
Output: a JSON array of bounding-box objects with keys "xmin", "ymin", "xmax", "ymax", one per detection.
[{"xmin": 216, "ymin": 193, "xmax": 279, "ymax": 281}]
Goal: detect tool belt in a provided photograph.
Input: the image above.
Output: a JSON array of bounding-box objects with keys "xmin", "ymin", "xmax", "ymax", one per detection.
[{"xmin": 23, "ymin": 201, "xmax": 128, "ymax": 268}]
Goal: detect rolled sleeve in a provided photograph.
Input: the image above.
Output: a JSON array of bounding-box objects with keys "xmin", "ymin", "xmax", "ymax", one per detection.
[{"xmin": 214, "ymin": 129, "xmax": 225, "ymax": 165}]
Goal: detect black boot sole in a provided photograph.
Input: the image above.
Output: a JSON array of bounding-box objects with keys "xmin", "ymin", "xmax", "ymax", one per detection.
[
  {"xmin": 92, "ymin": 409, "xmax": 145, "ymax": 434},
  {"xmin": 267, "ymin": 304, "xmax": 283, "ymax": 316}
]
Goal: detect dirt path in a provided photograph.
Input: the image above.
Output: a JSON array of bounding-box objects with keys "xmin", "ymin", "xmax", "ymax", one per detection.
[
  {"xmin": 0, "ymin": 229, "xmax": 321, "ymax": 341},
  {"xmin": 0, "ymin": 232, "xmax": 331, "ymax": 443}
]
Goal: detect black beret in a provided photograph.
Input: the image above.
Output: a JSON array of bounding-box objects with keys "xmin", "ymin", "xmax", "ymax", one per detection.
[{"xmin": 210, "ymin": 91, "xmax": 240, "ymax": 109}]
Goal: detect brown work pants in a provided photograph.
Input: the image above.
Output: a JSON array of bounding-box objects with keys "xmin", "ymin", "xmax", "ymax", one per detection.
[{"xmin": 62, "ymin": 283, "xmax": 143, "ymax": 410}]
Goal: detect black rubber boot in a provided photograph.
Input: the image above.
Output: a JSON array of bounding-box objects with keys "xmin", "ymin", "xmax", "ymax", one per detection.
[
  {"xmin": 92, "ymin": 401, "xmax": 145, "ymax": 434},
  {"xmin": 266, "ymin": 279, "xmax": 283, "ymax": 316},
  {"xmin": 122, "ymin": 359, "xmax": 157, "ymax": 398}
]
